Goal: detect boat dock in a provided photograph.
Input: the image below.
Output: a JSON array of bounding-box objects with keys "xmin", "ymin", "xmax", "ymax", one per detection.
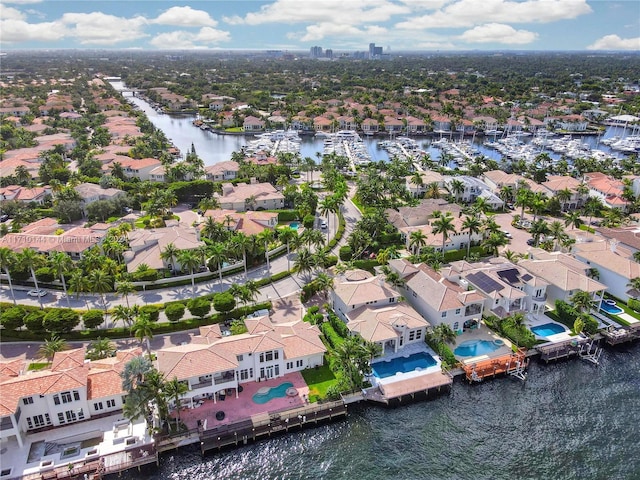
[
  {"xmin": 199, "ymin": 401, "xmax": 347, "ymax": 455},
  {"xmin": 362, "ymin": 370, "xmax": 453, "ymax": 405},
  {"xmin": 461, "ymin": 349, "xmax": 528, "ymax": 382},
  {"xmin": 602, "ymin": 323, "xmax": 640, "ymax": 346}
]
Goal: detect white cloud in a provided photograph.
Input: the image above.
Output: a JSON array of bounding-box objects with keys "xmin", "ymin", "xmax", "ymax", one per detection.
[
  {"xmin": 2, "ymin": 0, "xmax": 43, "ymax": 4},
  {"xmin": 299, "ymin": 22, "xmax": 388, "ymax": 42},
  {"xmin": 225, "ymin": 0, "xmax": 410, "ymax": 26},
  {"xmin": 59, "ymin": 12, "xmax": 148, "ymax": 45},
  {"xmin": 152, "ymin": 6, "xmax": 217, "ymax": 27},
  {"xmin": 0, "ymin": 6, "xmax": 26, "ymax": 20},
  {"xmin": 0, "ymin": 19, "xmax": 66, "ymax": 43},
  {"xmin": 459, "ymin": 23, "xmax": 538, "ymax": 44},
  {"xmin": 587, "ymin": 35, "xmax": 640, "ymax": 51},
  {"xmin": 149, "ymin": 27, "xmax": 230, "ymax": 49},
  {"xmin": 397, "ymin": 0, "xmax": 592, "ymax": 30}
]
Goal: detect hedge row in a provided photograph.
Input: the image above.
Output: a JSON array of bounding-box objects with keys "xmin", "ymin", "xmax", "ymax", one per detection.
[{"xmin": 320, "ymin": 322, "xmax": 344, "ymax": 349}]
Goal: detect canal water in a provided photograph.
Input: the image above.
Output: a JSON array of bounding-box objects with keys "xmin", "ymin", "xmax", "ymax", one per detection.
[
  {"xmin": 129, "ymin": 345, "xmax": 639, "ymax": 480},
  {"xmin": 110, "ymin": 81, "xmax": 625, "ymax": 168}
]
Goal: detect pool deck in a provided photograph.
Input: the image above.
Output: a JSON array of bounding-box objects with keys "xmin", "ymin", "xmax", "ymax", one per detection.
[{"xmin": 452, "ymin": 324, "xmax": 513, "ymax": 365}]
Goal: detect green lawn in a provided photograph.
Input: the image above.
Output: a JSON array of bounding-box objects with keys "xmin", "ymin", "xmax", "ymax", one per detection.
[
  {"xmin": 28, "ymin": 362, "xmax": 50, "ymax": 371},
  {"xmin": 301, "ymin": 364, "xmax": 338, "ymax": 403}
]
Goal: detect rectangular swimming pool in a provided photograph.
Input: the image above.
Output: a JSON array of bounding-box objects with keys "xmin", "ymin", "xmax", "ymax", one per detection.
[{"xmin": 371, "ymin": 352, "xmax": 437, "ymax": 379}]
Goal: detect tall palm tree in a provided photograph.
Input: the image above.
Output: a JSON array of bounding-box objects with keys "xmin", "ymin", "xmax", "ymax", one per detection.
[
  {"xmin": 38, "ymin": 334, "xmax": 69, "ymax": 361},
  {"xmin": 294, "ymin": 248, "xmax": 315, "ymax": 281},
  {"xmin": 112, "ymin": 305, "xmax": 138, "ymax": 328},
  {"xmin": 88, "ymin": 269, "xmax": 113, "ymax": 312},
  {"xmin": 207, "ymin": 243, "xmax": 227, "ymax": 288},
  {"xmin": 515, "ymin": 187, "xmax": 531, "ymax": 219},
  {"xmin": 277, "ymin": 227, "xmax": 298, "ymax": 272},
  {"xmin": 116, "ymin": 281, "xmax": 136, "ymax": 309},
  {"xmin": 230, "ymin": 232, "xmax": 251, "ymax": 279},
  {"xmin": 529, "ymin": 193, "xmax": 547, "ymax": 222},
  {"xmin": 448, "ymin": 178, "xmax": 465, "ymax": 201},
  {"xmin": 164, "ymin": 377, "xmax": 188, "ymax": 428},
  {"xmin": 530, "ymin": 219, "xmax": 550, "ymax": 247},
  {"xmin": 18, "ymin": 248, "xmax": 45, "ymax": 309},
  {"xmin": 177, "ymin": 249, "xmax": 201, "ymax": 298},
  {"xmin": 318, "ymin": 196, "xmax": 338, "ymax": 244},
  {"xmin": 121, "ymin": 356, "xmax": 153, "ymax": 393},
  {"xmin": 564, "ymin": 211, "xmax": 583, "ymax": 230},
  {"xmin": 257, "ymin": 229, "xmax": 275, "ymax": 271},
  {"xmin": 301, "ymin": 228, "xmax": 325, "ymax": 251},
  {"xmin": 482, "ymin": 232, "xmax": 509, "ymax": 257},
  {"xmin": 131, "ymin": 313, "xmax": 155, "ymax": 359},
  {"xmin": 557, "ymin": 188, "xmax": 573, "ymax": 211},
  {"xmin": 68, "ymin": 271, "xmax": 90, "ymax": 311},
  {"xmin": 86, "ymin": 337, "xmax": 117, "ymax": 360},
  {"xmin": 548, "ymin": 221, "xmax": 565, "ymax": 251},
  {"xmin": 315, "ymin": 272, "xmax": 333, "ymax": 300},
  {"xmin": 408, "ymin": 230, "xmax": 427, "ymax": 255},
  {"xmin": 0, "ymin": 247, "xmax": 17, "ymax": 305},
  {"xmin": 49, "ymin": 252, "xmax": 73, "ymax": 308},
  {"xmin": 160, "ymin": 242, "xmax": 180, "ymax": 273},
  {"xmin": 431, "ymin": 212, "xmax": 455, "ymax": 252},
  {"xmin": 461, "ymin": 216, "xmax": 482, "ymax": 258}
]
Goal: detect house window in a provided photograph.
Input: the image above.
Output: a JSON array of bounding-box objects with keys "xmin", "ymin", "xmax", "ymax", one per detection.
[
  {"xmin": 286, "ymin": 362, "xmax": 293, "ymax": 370},
  {"xmin": 61, "ymin": 391, "xmax": 73, "ymax": 404},
  {"xmin": 237, "ymin": 354, "xmax": 243, "ymax": 362},
  {"xmin": 455, "ymin": 308, "xmax": 461, "ymax": 315},
  {"xmin": 296, "ymin": 360, "xmax": 303, "ymax": 368},
  {"xmin": 416, "ymin": 330, "xmax": 422, "ymax": 339},
  {"xmin": 441, "ymin": 312, "xmax": 447, "ymax": 318},
  {"xmin": 265, "ymin": 351, "xmax": 273, "ymax": 362},
  {"xmin": 240, "ymin": 369, "xmax": 250, "ymax": 381},
  {"xmin": 389, "ymin": 297, "xmax": 395, "ymax": 303},
  {"xmin": 22, "ymin": 397, "xmax": 33, "ymax": 406},
  {"xmin": 53, "ymin": 395, "xmax": 60, "ymax": 405},
  {"xmin": 106, "ymin": 399, "xmax": 116, "ymax": 408},
  {"xmin": 73, "ymin": 391, "xmax": 80, "ymax": 401},
  {"xmin": 409, "ymin": 331, "xmax": 415, "ymax": 341},
  {"xmin": 453, "ymin": 322, "xmax": 459, "ymax": 331},
  {"xmin": 274, "ymin": 365, "xmax": 280, "ymax": 376},
  {"xmin": 57, "ymin": 412, "xmax": 65, "ymax": 424},
  {"xmin": 65, "ymin": 411, "xmax": 77, "ymax": 423},
  {"xmin": 94, "ymin": 402, "xmax": 103, "ymax": 411}
]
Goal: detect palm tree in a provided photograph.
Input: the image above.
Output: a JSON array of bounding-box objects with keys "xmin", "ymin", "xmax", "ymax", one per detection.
[
  {"xmin": 257, "ymin": 229, "xmax": 275, "ymax": 271},
  {"xmin": 583, "ymin": 196, "xmax": 603, "ymax": 227},
  {"xmin": 557, "ymin": 188, "xmax": 572, "ymax": 211},
  {"xmin": 207, "ymin": 243, "xmax": 227, "ymax": 288},
  {"xmin": 627, "ymin": 277, "xmax": 640, "ymax": 294},
  {"xmin": 408, "ymin": 230, "xmax": 427, "ymax": 255},
  {"xmin": 301, "ymin": 228, "xmax": 325, "ymax": 251},
  {"xmin": 278, "ymin": 227, "xmax": 298, "ymax": 272},
  {"xmin": 121, "ymin": 356, "xmax": 153, "ymax": 393},
  {"xmin": 18, "ymin": 248, "xmax": 45, "ymax": 309},
  {"xmin": 49, "ymin": 252, "xmax": 73, "ymax": 308},
  {"xmin": 461, "ymin": 216, "xmax": 482, "ymax": 258},
  {"xmin": 68, "ymin": 271, "xmax": 90, "ymax": 311},
  {"xmin": 564, "ymin": 211, "xmax": 583, "ymax": 230},
  {"xmin": 164, "ymin": 377, "xmax": 188, "ymax": 428},
  {"xmin": 498, "ymin": 185, "xmax": 514, "ymax": 208},
  {"xmin": 448, "ymin": 178, "xmax": 465, "ymax": 201},
  {"xmin": 548, "ymin": 221, "xmax": 565, "ymax": 251},
  {"xmin": 570, "ymin": 290, "xmax": 595, "ymax": 313},
  {"xmin": 315, "ymin": 272, "xmax": 333, "ymax": 299},
  {"xmin": 38, "ymin": 334, "xmax": 69, "ymax": 361},
  {"xmin": 530, "ymin": 219, "xmax": 550, "ymax": 247},
  {"xmin": 318, "ymin": 196, "xmax": 338, "ymax": 243},
  {"xmin": 529, "ymin": 193, "xmax": 547, "ymax": 222},
  {"xmin": 0, "ymin": 247, "xmax": 17, "ymax": 305},
  {"xmin": 86, "ymin": 337, "xmax": 116, "ymax": 360},
  {"xmin": 425, "ymin": 182, "xmax": 441, "ymax": 199},
  {"xmin": 88, "ymin": 269, "xmax": 112, "ymax": 312},
  {"xmin": 482, "ymin": 232, "xmax": 509, "ymax": 257},
  {"xmin": 131, "ymin": 313, "xmax": 155, "ymax": 358},
  {"xmin": 431, "ymin": 212, "xmax": 455, "ymax": 252},
  {"xmin": 431, "ymin": 323, "xmax": 457, "ymax": 345},
  {"xmin": 177, "ymin": 249, "xmax": 201, "ymax": 298},
  {"xmin": 362, "ymin": 340, "xmax": 383, "ymax": 363},
  {"xmin": 116, "ymin": 281, "xmax": 136, "ymax": 309},
  {"xmin": 160, "ymin": 242, "xmax": 180, "ymax": 273},
  {"xmin": 515, "ymin": 187, "xmax": 531, "ymax": 219},
  {"xmin": 294, "ymin": 248, "xmax": 315, "ymax": 280},
  {"xmin": 112, "ymin": 305, "xmax": 137, "ymax": 328}
]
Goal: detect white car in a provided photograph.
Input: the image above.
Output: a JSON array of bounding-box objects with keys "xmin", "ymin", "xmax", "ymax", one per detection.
[
  {"xmin": 502, "ymin": 231, "xmax": 513, "ymax": 239},
  {"xmin": 27, "ymin": 289, "xmax": 48, "ymax": 297},
  {"xmin": 320, "ymin": 220, "xmax": 328, "ymax": 229}
]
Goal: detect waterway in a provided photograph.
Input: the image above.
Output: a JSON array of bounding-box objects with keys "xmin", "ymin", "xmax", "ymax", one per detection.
[
  {"xmin": 110, "ymin": 81, "xmax": 627, "ymax": 168},
  {"xmin": 128, "ymin": 345, "xmax": 639, "ymax": 480}
]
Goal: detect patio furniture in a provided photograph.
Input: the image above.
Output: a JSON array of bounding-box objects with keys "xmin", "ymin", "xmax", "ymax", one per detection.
[{"xmin": 216, "ymin": 411, "xmax": 225, "ymax": 421}]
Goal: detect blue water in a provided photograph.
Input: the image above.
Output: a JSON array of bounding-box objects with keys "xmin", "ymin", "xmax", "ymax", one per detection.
[
  {"xmin": 454, "ymin": 339, "xmax": 500, "ymax": 357},
  {"xmin": 531, "ymin": 322, "xmax": 566, "ymax": 337},
  {"xmin": 601, "ymin": 302, "xmax": 623, "ymax": 315},
  {"xmin": 371, "ymin": 352, "xmax": 437, "ymax": 378},
  {"xmin": 289, "ymin": 222, "xmax": 299, "ymax": 230},
  {"xmin": 252, "ymin": 382, "xmax": 294, "ymax": 404}
]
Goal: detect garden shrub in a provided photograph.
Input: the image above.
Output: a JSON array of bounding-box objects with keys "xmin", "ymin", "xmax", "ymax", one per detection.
[
  {"xmin": 166, "ymin": 302, "xmax": 186, "ymax": 322},
  {"xmin": 627, "ymin": 298, "xmax": 640, "ymax": 313},
  {"xmin": 140, "ymin": 305, "xmax": 160, "ymax": 322},
  {"xmin": 213, "ymin": 292, "xmax": 235, "ymax": 314},
  {"xmin": 35, "ymin": 267, "xmax": 55, "ymax": 283},
  {"xmin": 0, "ymin": 306, "xmax": 26, "ymax": 330},
  {"xmin": 43, "ymin": 308, "xmax": 81, "ymax": 334},
  {"xmin": 302, "ymin": 214, "xmax": 315, "ymax": 229},
  {"xmin": 339, "ymin": 245, "xmax": 353, "ymax": 261},
  {"xmin": 187, "ymin": 298, "xmax": 212, "ymax": 318},
  {"xmin": 82, "ymin": 309, "xmax": 104, "ymax": 329}
]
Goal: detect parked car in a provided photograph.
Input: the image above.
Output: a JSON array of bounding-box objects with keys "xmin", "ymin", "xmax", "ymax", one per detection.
[
  {"xmin": 27, "ymin": 289, "xmax": 48, "ymax": 297},
  {"xmin": 122, "ymin": 207, "xmax": 133, "ymax": 214},
  {"xmin": 0, "ymin": 214, "xmax": 9, "ymax": 222},
  {"xmin": 526, "ymin": 238, "xmax": 535, "ymax": 246},
  {"xmin": 502, "ymin": 230, "xmax": 512, "ymax": 239},
  {"xmin": 320, "ymin": 220, "xmax": 328, "ymax": 229}
]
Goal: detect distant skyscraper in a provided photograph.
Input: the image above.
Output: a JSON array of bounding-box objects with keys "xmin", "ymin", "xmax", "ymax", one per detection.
[
  {"xmin": 325, "ymin": 49, "xmax": 333, "ymax": 59},
  {"xmin": 368, "ymin": 43, "xmax": 383, "ymax": 59},
  {"xmin": 310, "ymin": 46, "xmax": 323, "ymax": 58}
]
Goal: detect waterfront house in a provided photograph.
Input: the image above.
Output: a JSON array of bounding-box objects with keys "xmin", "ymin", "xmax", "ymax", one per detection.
[
  {"xmin": 584, "ymin": 172, "xmax": 629, "ymax": 211},
  {"xmin": 157, "ymin": 295, "xmax": 325, "ymax": 404},
  {"xmin": 443, "ymin": 258, "xmax": 549, "ymax": 318},
  {"xmin": 519, "ymin": 249, "xmax": 607, "ymax": 309},
  {"xmin": 574, "ymin": 241, "xmax": 640, "ymax": 302},
  {"xmin": 215, "ymin": 182, "xmax": 285, "ymax": 212},
  {"xmin": 331, "ymin": 270, "xmax": 402, "ymax": 322},
  {"xmin": 444, "ymin": 176, "xmax": 503, "ymax": 209},
  {"xmin": 0, "ymin": 347, "xmax": 142, "ymax": 449},
  {"xmin": 405, "ymin": 171, "xmax": 446, "ymax": 198},
  {"xmin": 361, "ymin": 118, "xmax": 379, "ymax": 135},
  {"xmin": 386, "ymin": 199, "xmax": 463, "ymax": 230},
  {"xmin": 481, "ymin": 170, "xmax": 523, "ymax": 194},
  {"xmin": 74, "ymin": 183, "xmax": 126, "ymax": 217},
  {"xmin": 388, "ymin": 259, "xmax": 485, "ymax": 335},
  {"xmin": 542, "ymin": 175, "xmax": 586, "ymax": 210},
  {"xmin": 114, "ymin": 157, "xmax": 162, "ymax": 182},
  {"xmin": 243, "ymin": 116, "xmax": 265, "ymax": 132},
  {"xmin": 205, "ymin": 161, "xmax": 240, "ymax": 182}
]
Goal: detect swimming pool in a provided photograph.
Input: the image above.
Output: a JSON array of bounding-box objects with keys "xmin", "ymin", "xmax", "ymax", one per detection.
[
  {"xmin": 252, "ymin": 382, "xmax": 294, "ymax": 404},
  {"xmin": 531, "ymin": 322, "xmax": 566, "ymax": 337},
  {"xmin": 454, "ymin": 339, "xmax": 501, "ymax": 357},
  {"xmin": 289, "ymin": 222, "xmax": 299, "ymax": 230},
  {"xmin": 600, "ymin": 300, "xmax": 623, "ymax": 315},
  {"xmin": 371, "ymin": 352, "xmax": 437, "ymax": 379}
]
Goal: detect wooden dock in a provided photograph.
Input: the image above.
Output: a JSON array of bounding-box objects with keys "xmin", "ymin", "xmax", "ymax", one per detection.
[
  {"xmin": 462, "ymin": 349, "xmax": 528, "ymax": 382},
  {"xmin": 199, "ymin": 401, "xmax": 347, "ymax": 455},
  {"xmin": 362, "ymin": 370, "xmax": 453, "ymax": 405},
  {"xmin": 602, "ymin": 324, "xmax": 640, "ymax": 346},
  {"xmin": 536, "ymin": 336, "xmax": 590, "ymax": 363}
]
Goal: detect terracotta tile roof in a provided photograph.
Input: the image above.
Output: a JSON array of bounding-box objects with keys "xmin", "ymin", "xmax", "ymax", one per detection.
[
  {"xmin": 51, "ymin": 348, "xmax": 86, "ymax": 371},
  {"xmin": 87, "ymin": 368, "xmax": 125, "ymax": 399},
  {"xmin": 347, "ymin": 303, "xmax": 430, "ymax": 343},
  {"xmin": 333, "ymin": 272, "xmax": 401, "ymax": 307},
  {"xmin": 157, "ymin": 344, "xmax": 238, "ymax": 380}
]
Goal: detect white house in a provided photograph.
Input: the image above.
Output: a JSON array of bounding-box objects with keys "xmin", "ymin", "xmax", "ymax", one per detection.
[
  {"xmin": 331, "ymin": 270, "xmax": 403, "ymax": 322},
  {"xmin": 215, "ymin": 182, "xmax": 285, "ymax": 212},
  {"xmin": 205, "ymin": 161, "xmax": 240, "ymax": 182}
]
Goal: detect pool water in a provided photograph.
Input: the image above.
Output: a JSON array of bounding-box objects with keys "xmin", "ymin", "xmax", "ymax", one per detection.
[
  {"xmin": 252, "ymin": 382, "xmax": 294, "ymax": 404},
  {"xmin": 289, "ymin": 222, "xmax": 299, "ymax": 230},
  {"xmin": 531, "ymin": 322, "xmax": 566, "ymax": 337},
  {"xmin": 600, "ymin": 302, "xmax": 623, "ymax": 315},
  {"xmin": 371, "ymin": 352, "xmax": 437, "ymax": 378},
  {"xmin": 454, "ymin": 339, "xmax": 500, "ymax": 357}
]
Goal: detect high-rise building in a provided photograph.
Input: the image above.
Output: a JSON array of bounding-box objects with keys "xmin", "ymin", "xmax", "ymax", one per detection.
[
  {"xmin": 310, "ymin": 46, "xmax": 323, "ymax": 58},
  {"xmin": 368, "ymin": 43, "xmax": 383, "ymax": 59}
]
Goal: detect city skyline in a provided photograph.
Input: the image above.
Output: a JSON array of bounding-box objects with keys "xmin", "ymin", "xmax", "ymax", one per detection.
[{"xmin": 0, "ymin": 0, "xmax": 639, "ymax": 52}]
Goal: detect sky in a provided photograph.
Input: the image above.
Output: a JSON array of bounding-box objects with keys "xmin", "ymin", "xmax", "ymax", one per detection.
[{"xmin": 0, "ymin": 0, "xmax": 639, "ymax": 52}]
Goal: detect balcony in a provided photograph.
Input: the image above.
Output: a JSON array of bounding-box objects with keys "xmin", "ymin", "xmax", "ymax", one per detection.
[
  {"xmin": 213, "ymin": 370, "xmax": 236, "ymax": 385},
  {"xmin": 190, "ymin": 379, "xmax": 212, "ymax": 390},
  {"xmin": 464, "ymin": 305, "xmax": 482, "ymax": 316}
]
